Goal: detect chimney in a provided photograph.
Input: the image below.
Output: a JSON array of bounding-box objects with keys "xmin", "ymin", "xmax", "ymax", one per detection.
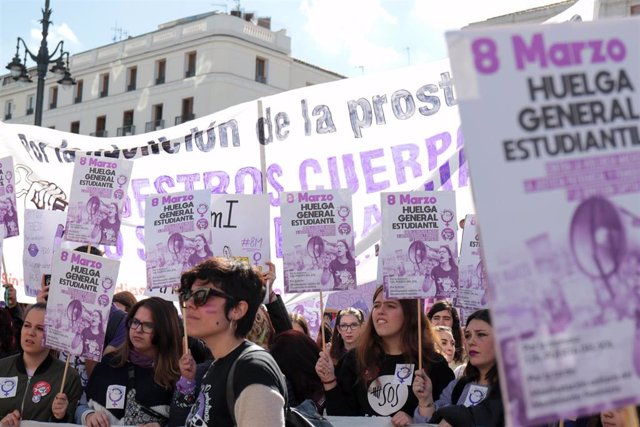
[{"xmin": 257, "ymin": 17, "xmax": 271, "ymax": 29}]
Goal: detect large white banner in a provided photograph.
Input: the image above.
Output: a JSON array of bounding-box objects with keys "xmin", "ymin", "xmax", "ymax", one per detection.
[
  {"xmin": 447, "ymin": 17, "xmax": 640, "ymax": 426},
  {"xmin": 0, "ymin": 60, "xmax": 468, "ymax": 302}
]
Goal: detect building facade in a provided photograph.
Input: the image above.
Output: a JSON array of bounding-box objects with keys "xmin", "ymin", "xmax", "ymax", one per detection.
[{"xmin": 1, "ymin": 11, "xmax": 344, "ymax": 136}]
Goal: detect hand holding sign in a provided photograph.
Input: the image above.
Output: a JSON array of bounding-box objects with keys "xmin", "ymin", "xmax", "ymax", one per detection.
[
  {"xmin": 51, "ymin": 392, "xmax": 69, "ymax": 420},
  {"xmin": 0, "ymin": 409, "xmax": 21, "ymax": 427}
]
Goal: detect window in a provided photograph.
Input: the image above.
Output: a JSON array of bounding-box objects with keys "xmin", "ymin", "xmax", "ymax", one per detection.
[
  {"xmin": 99, "ymin": 73, "xmax": 109, "ymax": 97},
  {"xmin": 26, "ymin": 95, "xmax": 34, "ymax": 115},
  {"xmin": 153, "ymin": 104, "xmax": 163, "ymax": 122},
  {"xmin": 185, "ymin": 52, "xmax": 196, "ymax": 78},
  {"xmin": 127, "ymin": 67, "xmax": 137, "ymax": 91},
  {"xmin": 93, "ymin": 115, "xmax": 107, "ymax": 137},
  {"xmin": 75, "ymin": 79, "xmax": 83, "ymax": 103},
  {"xmin": 118, "ymin": 110, "xmax": 135, "ymax": 136},
  {"xmin": 146, "ymin": 103, "xmax": 164, "ymax": 132},
  {"xmin": 70, "ymin": 121, "xmax": 80, "ymax": 134},
  {"xmin": 255, "ymin": 57, "xmax": 267, "ymax": 84},
  {"xmin": 155, "ymin": 59, "xmax": 166, "ymax": 85},
  {"xmin": 175, "ymin": 97, "xmax": 194, "ymax": 124},
  {"xmin": 49, "ymin": 86, "xmax": 58, "ymax": 109},
  {"xmin": 631, "ymin": 4, "xmax": 640, "ymax": 14},
  {"xmin": 4, "ymin": 100, "xmax": 13, "ymax": 120}
]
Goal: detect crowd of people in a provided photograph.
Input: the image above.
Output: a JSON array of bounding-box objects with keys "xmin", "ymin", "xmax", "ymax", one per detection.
[{"xmin": 0, "ymin": 252, "xmax": 637, "ymax": 427}]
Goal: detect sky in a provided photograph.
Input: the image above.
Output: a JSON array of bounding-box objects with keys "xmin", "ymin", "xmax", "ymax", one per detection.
[{"xmin": 1, "ymin": 0, "xmax": 562, "ymax": 79}]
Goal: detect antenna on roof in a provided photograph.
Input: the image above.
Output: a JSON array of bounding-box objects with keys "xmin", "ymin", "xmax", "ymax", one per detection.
[
  {"xmin": 211, "ymin": 2, "xmax": 228, "ymax": 13},
  {"xmin": 111, "ymin": 22, "xmax": 128, "ymax": 42}
]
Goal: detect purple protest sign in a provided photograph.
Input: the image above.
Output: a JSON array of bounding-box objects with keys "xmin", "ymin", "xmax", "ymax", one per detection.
[
  {"xmin": 44, "ymin": 249, "xmax": 120, "ymax": 362},
  {"xmin": 447, "ymin": 18, "xmax": 640, "ymax": 425},
  {"xmin": 379, "ymin": 191, "xmax": 457, "ymax": 300},
  {"xmin": 144, "ymin": 189, "xmax": 211, "ymax": 293},
  {"xmin": 0, "ymin": 157, "xmax": 19, "ymax": 239},
  {"xmin": 456, "ymin": 214, "xmax": 487, "ymax": 312},
  {"xmin": 281, "ymin": 190, "xmax": 356, "ymax": 293},
  {"xmin": 65, "ymin": 155, "xmax": 133, "ymax": 247}
]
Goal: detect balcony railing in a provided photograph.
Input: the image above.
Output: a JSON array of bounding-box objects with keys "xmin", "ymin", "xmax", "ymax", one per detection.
[
  {"xmin": 74, "ymin": 96, "xmax": 82, "ymax": 104},
  {"xmin": 49, "ymin": 102, "xmax": 57, "ymax": 109},
  {"xmin": 145, "ymin": 119, "xmax": 164, "ymax": 132},
  {"xmin": 90, "ymin": 130, "xmax": 108, "ymax": 137},
  {"xmin": 99, "ymin": 90, "xmax": 108, "ymax": 98},
  {"xmin": 4, "ymin": 113, "xmax": 11, "ymax": 120},
  {"xmin": 185, "ymin": 69, "xmax": 195, "ymax": 78},
  {"xmin": 26, "ymin": 108, "xmax": 33, "ymax": 116},
  {"xmin": 127, "ymin": 83, "xmax": 136, "ymax": 92},
  {"xmin": 175, "ymin": 113, "xmax": 195, "ymax": 125},
  {"xmin": 255, "ymin": 75, "xmax": 267, "ymax": 84},
  {"xmin": 117, "ymin": 125, "xmax": 136, "ymax": 136},
  {"xmin": 155, "ymin": 76, "xmax": 165, "ymax": 85}
]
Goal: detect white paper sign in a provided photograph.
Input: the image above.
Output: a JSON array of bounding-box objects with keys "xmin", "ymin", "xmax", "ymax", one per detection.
[
  {"xmin": 210, "ymin": 194, "xmax": 270, "ymax": 270},
  {"xmin": 22, "ymin": 209, "xmax": 66, "ymax": 297}
]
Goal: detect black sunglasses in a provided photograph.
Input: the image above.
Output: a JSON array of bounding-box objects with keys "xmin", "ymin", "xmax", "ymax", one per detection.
[{"xmin": 179, "ymin": 287, "xmax": 234, "ymax": 307}]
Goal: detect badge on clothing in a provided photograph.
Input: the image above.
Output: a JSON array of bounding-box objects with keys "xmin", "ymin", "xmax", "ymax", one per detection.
[
  {"xmin": 463, "ymin": 384, "xmax": 489, "ymax": 407},
  {"xmin": 106, "ymin": 384, "xmax": 126, "ymax": 409},
  {"xmin": 32, "ymin": 381, "xmax": 51, "ymax": 403},
  {"xmin": 0, "ymin": 377, "xmax": 18, "ymax": 398}
]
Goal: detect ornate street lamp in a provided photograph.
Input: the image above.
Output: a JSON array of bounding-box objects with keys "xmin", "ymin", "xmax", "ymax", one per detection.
[{"xmin": 5, "ymin": 0, "xmax": 75, "ymax": 126}]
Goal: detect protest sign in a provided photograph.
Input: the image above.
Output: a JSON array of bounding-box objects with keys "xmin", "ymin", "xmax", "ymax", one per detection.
[
  {"xmin": 210, "ymin": 194, "xmax": 270, "ymax": 270},
  {"xmin": 456, "ymin": 214, "xmax": 486, "ymax": 312},
  {"xmin": 379, "ymin": 191, "xmax": 457, "ymax": 299},
  {"xmin": 64, "ymin": 154, "xmax": 133, "ymax": 247},
  {"xmin": 145, "ymin": 189, "xmax": 211, "ymax": 290},
  {"xmin": 281, "ymin": 189, "xmax": 356, "ymax": 293},
  {"xmin": 22, "ymin": 209, "xmax": 66, "ymax": 296},
  {"xmin": 44, "ymin": 249, "xmax": 120, "ymax": 361},
  {"xmin": 447, "ymin": 18, "xmax": 640, "ymax": 425},
  {"xmin": 0, "ymin": 156, "xmax": 19, "ymax": 239}
]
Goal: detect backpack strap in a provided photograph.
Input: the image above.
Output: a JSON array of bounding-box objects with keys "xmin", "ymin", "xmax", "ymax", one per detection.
[{"xmin": 226, "ymin": 344, "xmax": 289, "ymax": 425}]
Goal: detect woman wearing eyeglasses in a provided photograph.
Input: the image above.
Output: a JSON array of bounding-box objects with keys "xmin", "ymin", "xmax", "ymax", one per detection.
[
  {"xmin": 329, "ymin": 307, "xmax": 364, "ymax": 365},
  {"xmin": 77, "ymin": 297, "xmax": 182, "ymax": 427}
]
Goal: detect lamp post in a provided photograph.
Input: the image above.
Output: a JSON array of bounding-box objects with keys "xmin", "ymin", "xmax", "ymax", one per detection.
[{"xmin": 5, "ymin": 0, "xmax": 75, "ymax": 126}]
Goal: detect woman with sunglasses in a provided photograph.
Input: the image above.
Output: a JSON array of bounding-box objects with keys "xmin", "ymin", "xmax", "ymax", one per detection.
[
  {"xmin": 77, "ymin": 297, "xmax": 181, "ymax": 427},
  {"xmin": 329, "ymin": 307, "xmax": 364, "ymax": 364},
  {"xmin": 178, "ymin": 258, "xmax": 287, "ymax": 427},
  {"xmin": 316, "ymin": 285, "xmax": 454, "ymax": 426}
]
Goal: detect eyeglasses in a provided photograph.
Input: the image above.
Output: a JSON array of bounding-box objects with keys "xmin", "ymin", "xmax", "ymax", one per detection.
[
  {"xmin": 338, "ymin": 322, "xmax": 361, "ymax": 332},
  {"xmin": 179, "ymin": 287, "xmax": 234, "ymax": 308},
  {"xmin": 127, "ymin": 317, "xmax": 155, "ymax": 334}
]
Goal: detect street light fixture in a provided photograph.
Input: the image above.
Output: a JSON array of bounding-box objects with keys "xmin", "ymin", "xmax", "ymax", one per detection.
[{"xmin": 4, "ymin": 0, "xmax": 75, "ymax": 126}]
